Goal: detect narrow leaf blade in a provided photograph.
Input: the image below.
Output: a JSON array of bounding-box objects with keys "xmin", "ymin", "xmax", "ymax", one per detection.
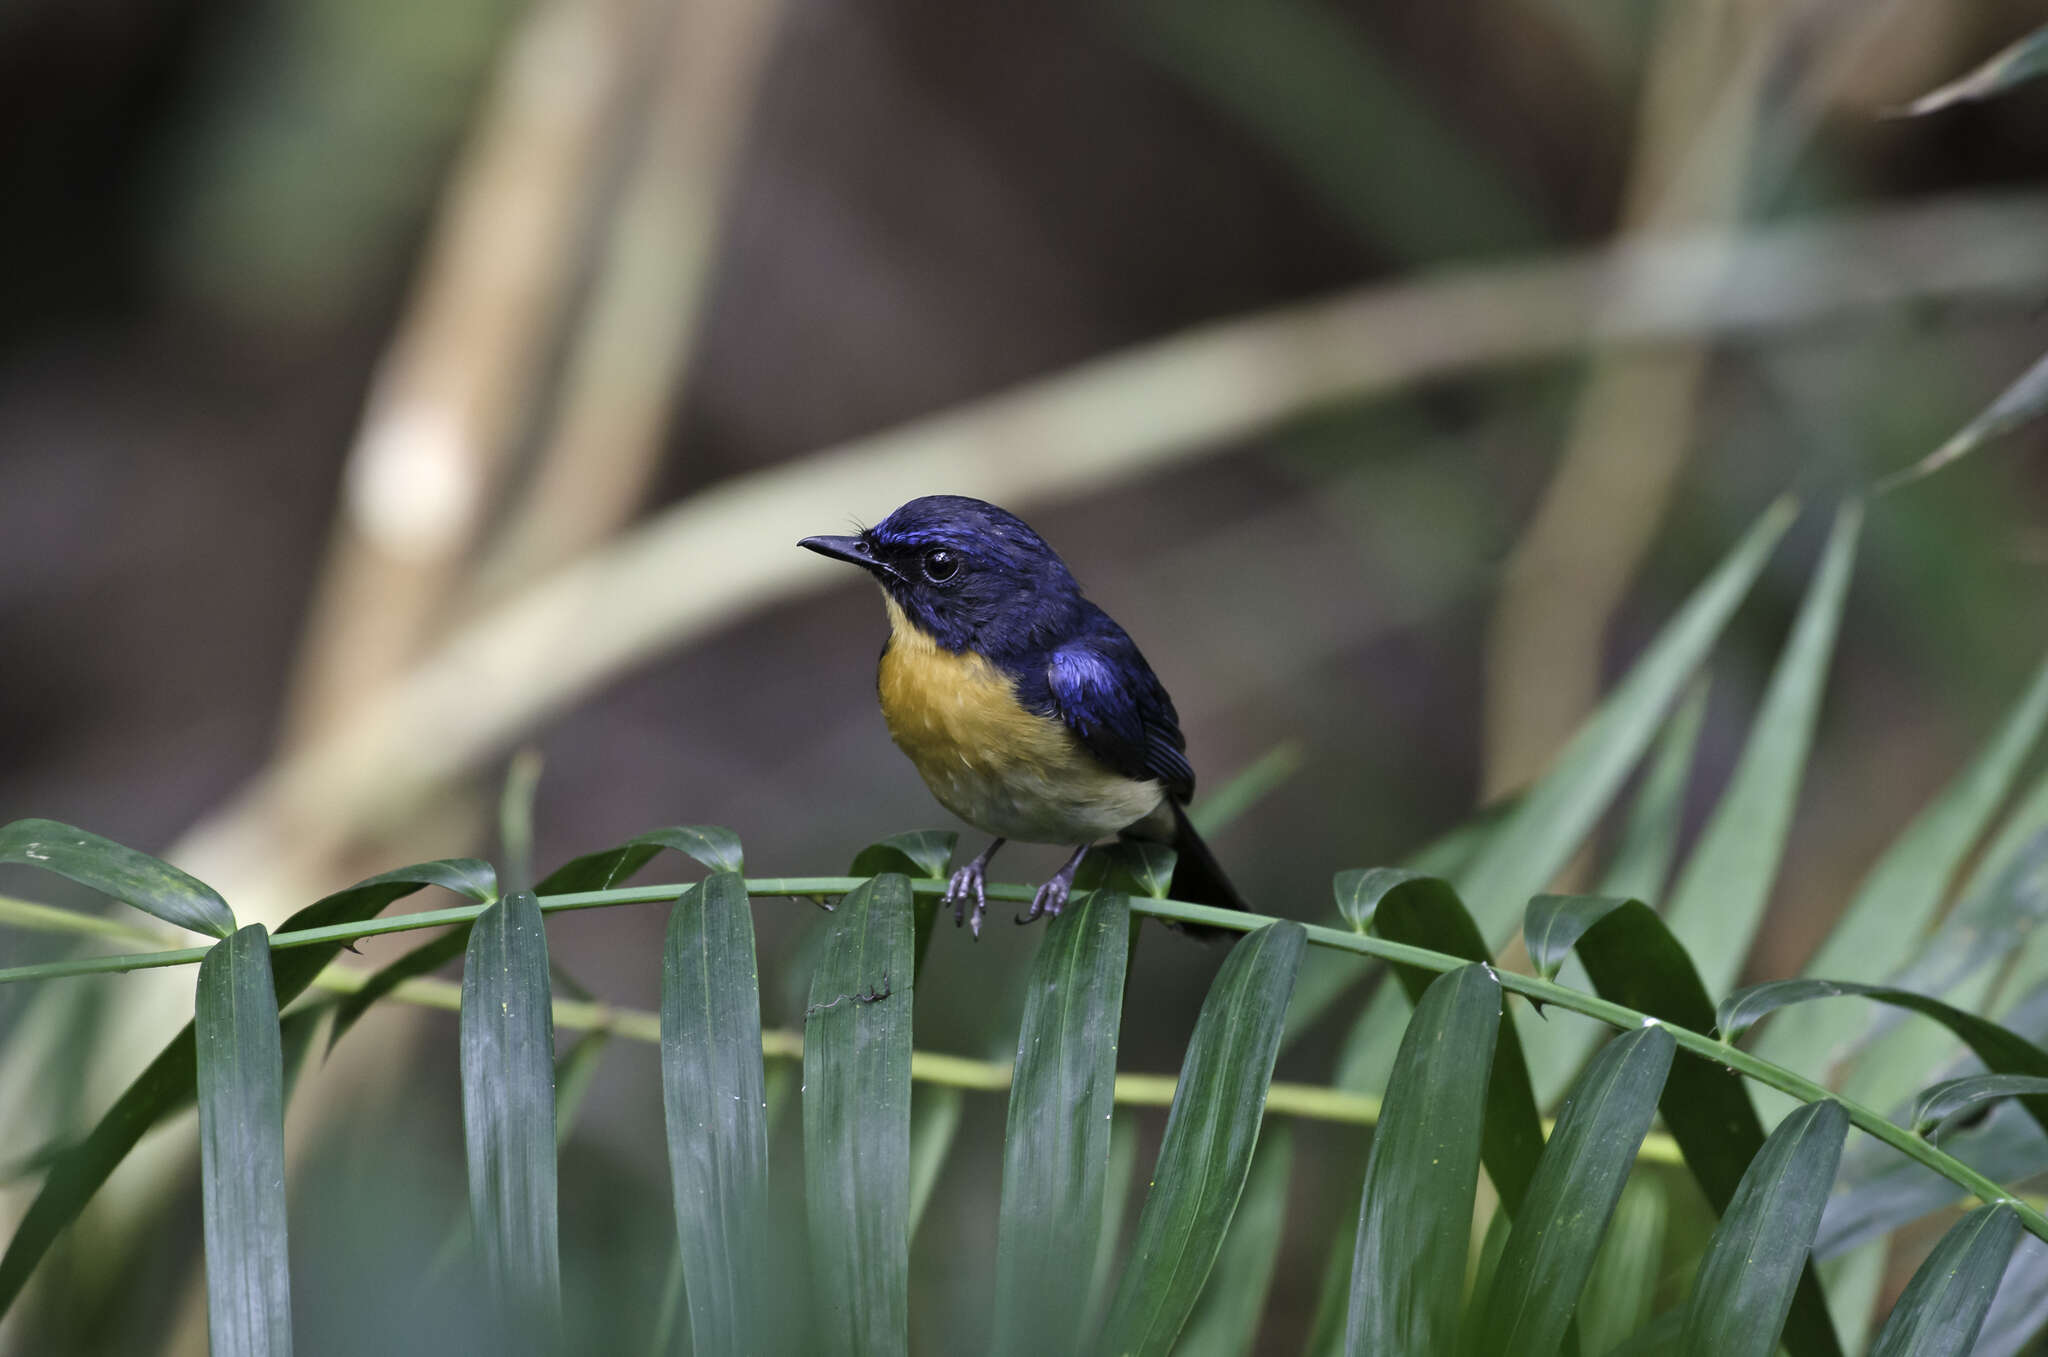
[
  {"xmin": 1478, "ymin": 1025, "xmax": 1676, "ymax": 1357},
  {"xmin": 1345, "ymin": 871, "xmax": 1546, "ymax": 1214},
  {"xmin": 1881, "ymin": 347, "xmax": 2048, "ymax": 490},
  {"xmin": 1677, "ymin": 1100, "xmax": 1850, "ymax": 1357},
  {"xmin": 1456, "ymin": 496, "xmax": 1797, "ymax": 937},
  {"xmin": 1600, "ymin": 678, "xmax": 1709, "ymax": 905},
  {"xmin": 0, "ymin": 818, "xmax": 235, "ymax": 939},
  {"xmin": 1905, "ymin": 24, "xmax": 2048, "ymax": 114},
  {"xmin": 1084, "ymin": 1110, "xmax": 1142, "ymax": 1335},
  {"xmin": 195, "ymin": 925, "xmax": 292, "ymax": 1357},
  {"xmin": 1075, "ymin": 841, "xmax": 1177, "ymax": 899},
  {"xmin": 1095, "ymin": 921, "xmax": 1305, "ymax": 1357},
  {"xmin": 1174, "ymin": 1125, "xmax": 1292, "ymax": 1357},
  {"xmin": 535, "ymin": 825, "xmax": 744, "ymax": 896},
  {"xmin": 660, "ymin": 872, "xmax": 771, "ymax": 1355},
  {"xmin": 1664, "ymin": 502, "xmax": 1860, "ymax": 1000},
  {"xmin": 804, "ymin": 873, "xmax": 915, "ymax": 1357},
  {"xmin": 848, "ymin": 831, "xmax": 957, "ymax": 881},
  {"xmin": 1867, "ymin": 1204, "xmax": 2021, "ymax": 1357},
  {"xmin": 1755, "ymin": 654, "xmax": 2048, "ymax": 1080},
  {"xmin": 1525, "ymin": 680, "xmax": 1707, "ymax": 1110},
  {"xmin": 1523, "ymin": 893, "xmax": 1844, "ymax": 1357},
  {"xmin": 992, "ymin": 890, "xmax": 1131, "ymax": 1357},
  {"xmin": 1577, "ymin": 1179, "xmax": 1669, "ymax": 1355},
  {"xmin": 850, "ymin": 834, "xmax": 956, "ymax": 979},
  {"xmin": 1344, "ymin": 963, "xmax": 1501, "ymax": 1357},
  {"xmin": 1323, "ymin": 803, "xmax": 1523, "ymax": 1090},
  {"xmin": 0, "ymin": 859, "xmax": 490, "ymax": 1320},
  {"xmin": 1718, "ymin": 978, "xmax": 2048, "ymax": 1135},
  {"xmin": 460, "ymin": 889, "xmax": 560, "ymax": 1333},
  {"xmin": 1909, "ymin": 1074, "xmax": 2048, "ymax": 1136},
  {"xmin": 1971, "ymin": 1233, "xmax": 2048, "ymax": 1356}
]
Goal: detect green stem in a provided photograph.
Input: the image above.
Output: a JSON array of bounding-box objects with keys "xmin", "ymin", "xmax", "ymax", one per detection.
[{"xmin": 7, "ymin": 877, "xmax": 2044, "ymax": 1241}]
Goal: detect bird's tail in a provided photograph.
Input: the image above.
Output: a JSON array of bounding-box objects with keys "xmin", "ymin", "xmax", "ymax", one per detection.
[{"xmin": 1125, "ymin": 800, "xmax": 1248, "ymax": 939}]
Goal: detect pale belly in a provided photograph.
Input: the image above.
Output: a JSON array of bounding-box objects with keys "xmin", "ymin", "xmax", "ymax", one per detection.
[
  {"xmin": 876, "ymin": 606, "xmax": 1167, "ymax": 844},
  {"xmin": 901, "ymin": 733, "xmax": 1168, "ymax": 844}
]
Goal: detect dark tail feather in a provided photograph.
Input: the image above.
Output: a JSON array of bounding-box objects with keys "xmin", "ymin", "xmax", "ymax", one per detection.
[{"xmin": 1138, "ymin": 801, "xmax": 1249, "ymax": 940}]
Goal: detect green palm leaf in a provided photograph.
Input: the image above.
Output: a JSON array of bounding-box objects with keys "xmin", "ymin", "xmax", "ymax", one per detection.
[
  {"xmin": 1867, "ymin": 1204, "xmax": 2022, "ymax": 1356},
  {"xmin": 1175, "ymin": 1125, "xmax": 1292, "ymax": 1357},
  {"xmin": 460, "ymin": 889, "xmax": 560, "ymax": 1338},
  {"xmin": 992, "ymin": 890, "xmax": 1131, "ymax": 1357},
  {"xmin": 660, "ymin": 871, "xmax": 772, "ymax": 1355},
  {"xmin": 1339, "ymin": 869, "xmax": 1544, "ymax": 1213},
  {"xmin": 803, "ymin": 873, "xmax": 915, "ymax": 1357},
  {"xmin": 195, "ymin": 925, "xmax": 292, "ymax": 1357},
  {"xmin": 1094, "ymin": 920, "xmax": 1304, "ymax": 1356},
  {"xmin": 0, "ymin": 817, "xmax": 235, "ymax": 939},
  {"xmin": 0, "ymin": 858, "xmax": 492, "ymax": 1320},
  {"xmin": 1677, "ymin": 1100, "xmax": 1849, "ymax": 1357},
  {"xmin": 1343, "ymin": 963, "xmax": 1500, "ymax": 1357},
  {"xmin": 1718, "ymin": 979, "xmax": 2048, "ymax": 1135},
  {"xmin": 1523, "ymin": 893, "xmax": 1843, "ymax": 1357},
  {"xmin": 1754, "ymin": 654, "xmax": 2048, "ymax": 1088},
  {"xmin": 1475, "ymin": 1025, "xmax": 1675, "ymax": 1357},
  {"xmin": 1663, "ymin": 502, "xmax": 1860, "ymax": 1000},
  {"xmin": 1457, "ymin": 496, "xmax": 1797, "ymax": 936},
  {"xmin": 1904, "ymin": 22, "xmax": 2048, "ymax": 113}
]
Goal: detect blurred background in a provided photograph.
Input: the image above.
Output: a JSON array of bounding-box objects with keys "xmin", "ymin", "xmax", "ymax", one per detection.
[{"xmin": 2, "ymin": 0, "xmax": 2046, "ymax": 1351}]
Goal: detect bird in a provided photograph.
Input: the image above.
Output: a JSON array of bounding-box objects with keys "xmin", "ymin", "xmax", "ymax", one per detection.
[{"xmin": 799, "ymin": 494, "xmax": 1249, "ymax": 937}]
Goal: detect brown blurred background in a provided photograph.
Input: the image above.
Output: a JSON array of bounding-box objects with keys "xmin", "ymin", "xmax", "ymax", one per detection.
[{"xmin": 2, "ymin": 0, "xmax": 2046, "ymax": 1351}]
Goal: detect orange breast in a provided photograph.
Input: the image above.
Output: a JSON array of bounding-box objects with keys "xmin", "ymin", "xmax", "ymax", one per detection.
[{"xmin": 875, "ymin": 598, "xmax": 1163, "ymax": 844}]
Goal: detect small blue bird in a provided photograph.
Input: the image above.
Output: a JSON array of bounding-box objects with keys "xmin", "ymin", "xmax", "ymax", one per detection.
[{"xmin": 801, "ymin": 495, "xmax": 1248, "ymax": 936}]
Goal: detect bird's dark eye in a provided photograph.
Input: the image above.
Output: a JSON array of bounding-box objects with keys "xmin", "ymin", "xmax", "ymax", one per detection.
[{"xmin": 921, "ymin": 548, "xmax": 960, "ymax": 584}]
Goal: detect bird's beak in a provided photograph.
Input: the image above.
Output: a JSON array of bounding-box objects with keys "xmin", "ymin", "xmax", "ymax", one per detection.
[{"xmin": 798, "ymin": 535, "xmax": 873, "ymax": 567}]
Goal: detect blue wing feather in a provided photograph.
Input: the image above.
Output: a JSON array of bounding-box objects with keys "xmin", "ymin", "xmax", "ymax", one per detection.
[{"xmin": 1041, "ymin": 612, "xmax": 1194, "ymax": 802}]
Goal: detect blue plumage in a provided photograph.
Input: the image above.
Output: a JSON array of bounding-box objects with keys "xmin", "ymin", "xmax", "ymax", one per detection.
[
  {"xmin": 800, "ymin": 495, "xmax": 1246, "ymax": 936},
  {"xmin": 1041, "ymin": 623, "xmax": 1196, "ymax": 801},
  {"xmin": 853, "ymin": 495, "xmax": 1195, "ymax": 798}
]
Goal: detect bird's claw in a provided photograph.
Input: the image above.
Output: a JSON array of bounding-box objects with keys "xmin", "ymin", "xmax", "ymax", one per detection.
[
  {"xmin": 944, "ymin": 861, "xmax": 989, "ymax": 939},
  {"xmin": 1016, "ymin": 876, "xmax": 1072, "ymax": 926},
  {"xmin": 1016, "ymin": 845, "xmax": 1089, "ymax": 928}
]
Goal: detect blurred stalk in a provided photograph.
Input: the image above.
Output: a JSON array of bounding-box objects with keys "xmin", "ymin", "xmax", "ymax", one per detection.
[
  {"xmin": 1113, "ymin": 0, "xmax": 1546, "ymax": 260},
  {"xmin": 465, "ymin": 0, "xmax": 784, "ymax": 603},
  {"xmin": 280, "ymin": 0, "xmax": 657, "ymax": 752},
  {"xmin": 158, "ymin": 6, "xmax": 660, "ymax": 1346},
  {"xmin": 190, "ymin": 0, "xmax": 776, "ymax": 1343},
  {"xmin": 9, "ymin": 0, "xmax": 656, "ymax": 1331},
  {"xmin": 1482, "ymin": 0, "xmax": 1780, "ymax": 799},
  {"xmin": 499, "ymin": 747, "xmax": 546, "ymax": 893},
  {"xmin": 1481, "ymin": 0, "xmax": 1916, "ymax": 799},
  {"xmin": 2, "ymin": 0, "xmax": 780, "ymax": 1343},
  {"xmin": 165, "ymin": 193, "xmax": 2048, "ymax": 920}
]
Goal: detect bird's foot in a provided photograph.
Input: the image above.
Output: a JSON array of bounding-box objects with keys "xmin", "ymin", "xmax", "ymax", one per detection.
[
  {"xmin": 944, "ymin": 862, "xmax": 989, "ymax": 938},
  {"xmin": 944, "ymin": 839, "xmax": 1003, "ymax": 939},
  {"xmin": 1017, "ymin": 845, "xmax": 1090, "ymax": 927},
  {"xmin": 1017, "ymin": 876, "xmax": 1071, "ymax": 925}
]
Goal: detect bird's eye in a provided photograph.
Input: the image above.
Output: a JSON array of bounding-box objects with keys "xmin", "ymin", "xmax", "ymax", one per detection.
[{"xmin": 921, "ymin": 548, "xmax": 960, "ymax": 584}]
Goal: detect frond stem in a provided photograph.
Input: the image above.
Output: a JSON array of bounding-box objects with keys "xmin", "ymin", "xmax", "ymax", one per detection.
[{"xmin": 6, "ymin": 876, "xmax": 2042, "ymax": 1240}]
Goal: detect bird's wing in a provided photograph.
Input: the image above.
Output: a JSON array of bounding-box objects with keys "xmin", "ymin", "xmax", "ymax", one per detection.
[{"xmin": 1045, "ymin": 633, "xmax": 1195, "ymax": 802}]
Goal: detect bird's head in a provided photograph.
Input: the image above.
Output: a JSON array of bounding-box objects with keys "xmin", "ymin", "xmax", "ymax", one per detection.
[{"xmin": 800, "ymin": 495, "xmax": 1081, "ymax": 653}]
